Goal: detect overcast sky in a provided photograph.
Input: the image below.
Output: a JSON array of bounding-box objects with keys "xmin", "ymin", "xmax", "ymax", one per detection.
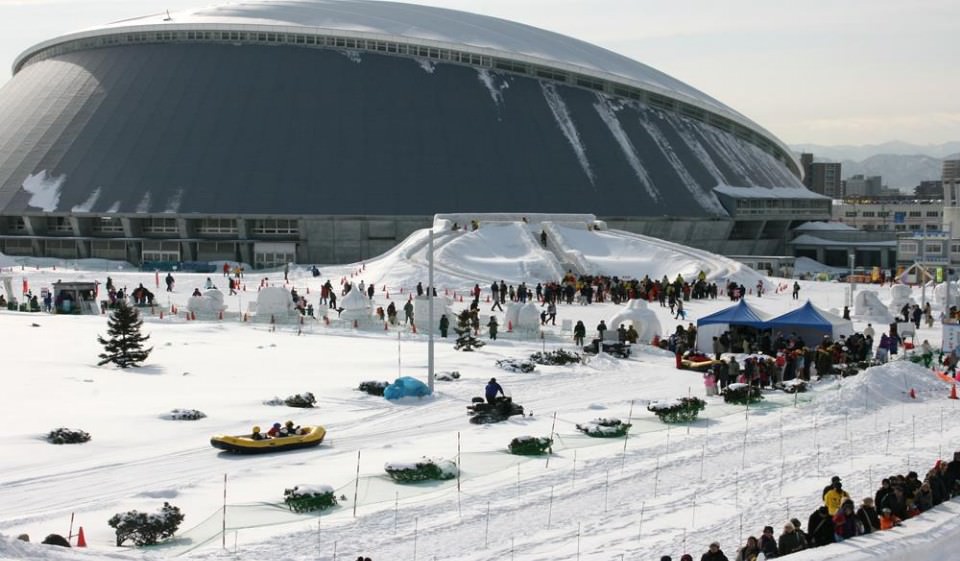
[{"xmin": 1, "ymin": 0, "xmax": 956, "ymax": 147}]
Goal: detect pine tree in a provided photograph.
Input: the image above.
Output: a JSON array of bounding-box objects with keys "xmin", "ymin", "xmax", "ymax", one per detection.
[
  {"xmin": 453, "ymin": 309, "xmax": 484, "ymax": 351},
  {"xmin": 98, "ymin": 302, "xmax": 152, "ymax": 368}
]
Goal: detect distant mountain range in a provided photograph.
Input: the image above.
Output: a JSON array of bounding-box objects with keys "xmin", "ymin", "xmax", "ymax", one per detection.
[{"xmin": 790, "ymin": 141, "xmax": 960, "ymax": 193}]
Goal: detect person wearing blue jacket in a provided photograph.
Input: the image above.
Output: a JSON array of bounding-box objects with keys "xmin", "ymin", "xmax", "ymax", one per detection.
[{"xmin": 485, "ymin": 378, "xmax": 505, "ymax": 404}]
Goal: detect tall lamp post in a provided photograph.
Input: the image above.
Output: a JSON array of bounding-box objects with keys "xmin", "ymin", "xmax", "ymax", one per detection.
[{"xmin": 427, "ymin": 218, "xmax": 435, "ymax": 392}]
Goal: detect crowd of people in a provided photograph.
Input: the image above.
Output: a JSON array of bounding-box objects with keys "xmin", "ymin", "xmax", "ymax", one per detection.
[{"xmin": 661, "ymin": 452, "xmax": 960, "ymax": 560}]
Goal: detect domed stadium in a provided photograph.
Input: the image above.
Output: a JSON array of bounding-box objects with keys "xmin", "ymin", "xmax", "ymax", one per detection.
[{"xmin": 0, "ymin": 0, "xmax": 828, "ymax": 267}]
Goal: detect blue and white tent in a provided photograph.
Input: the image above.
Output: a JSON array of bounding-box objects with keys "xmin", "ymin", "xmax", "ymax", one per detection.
[
  {"xmin": 695, "ymin": 300, "xmax": 770, "ymax": 352},
  {"xmin": 765, "ymin": 301, "xmax": 854, "ymax": 344}
]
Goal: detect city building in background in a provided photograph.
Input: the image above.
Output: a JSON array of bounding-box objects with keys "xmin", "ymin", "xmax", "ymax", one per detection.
[{"xmin": 801, "ymin": 153, "xmax": 843, "ymax": 198}]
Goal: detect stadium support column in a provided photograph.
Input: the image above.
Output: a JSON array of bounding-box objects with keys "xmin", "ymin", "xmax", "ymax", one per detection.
[{"xmin": 427, "ymin": 219, "xmax": 435, "ymax": 392}]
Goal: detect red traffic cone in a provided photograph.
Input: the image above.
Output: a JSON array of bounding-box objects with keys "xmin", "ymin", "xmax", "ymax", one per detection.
[
  {"xmin": 459, "ymin": 295, "xmax": 464, "ymax": 302},
  {"xmin": 909, "ymin": 388, "xmax": 916, "ymax": 399},
  {"xmin": 507, "ymin": 320, "xmax": 513, "ymax": 332},
  {"xmin": 243, "ymin": 312, "xmax": 249, "ymax": 322},
  {"xmin": 76, "ymin": 526, "xmax": 86, "ymax": 547},
  {"xmin": 190, "ymin": 311, "xmax": 196, "ymax": 321},
  {"xmin": 951, "ymin": 385, "xmax": 958, "ymax": 400},
  {"xmin": 218, "ymin": 310, "xmax": 223, "ymax": 321},
  {"xmin": 400, "ymin": 287, "xmax": 404, "ymax": 294},
  {"xmin": 353, "ymin": 319, "xmax": 358, "ymax": 329},
  {"xmin": 411, "ymin": 323, "xmax": 417, "ymax": 334},
  {"xmin": 486, "ymin": 295, "xmax": 490, "ymax": 303},
  {"xmin": 384, "ymin": 322, "xmax": 389, "ymax": 331},
  {"xmin": 171, "ymin": 304, "xmax": 177, "ymax": 314},
  {"xmin": 159, "ymin": 311, "xmax": 164, "ymax": 320}
]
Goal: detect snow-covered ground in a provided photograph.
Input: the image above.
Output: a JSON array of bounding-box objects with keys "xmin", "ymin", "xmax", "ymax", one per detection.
[{"xmin": 0, "ymin": 224, "xmax": 958, "ymax": 561}]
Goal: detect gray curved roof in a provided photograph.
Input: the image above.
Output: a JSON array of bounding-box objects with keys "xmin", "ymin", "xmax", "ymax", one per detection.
[{"xmin": 15, "ymin": 0, "xmax": 779, "ymax": 152}]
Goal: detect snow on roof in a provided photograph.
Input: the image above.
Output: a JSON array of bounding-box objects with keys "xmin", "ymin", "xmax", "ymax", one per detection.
[
  {"xmin": 15, "ymin": 0, "xmax": 778, "ymax": 149},
  {"xmin": 792, "ymin": 222, "xmax": 858, "ymax": 232},
  {"xmin": 713, "ymin": 185, "xmax": 828, "ymax": 200}
]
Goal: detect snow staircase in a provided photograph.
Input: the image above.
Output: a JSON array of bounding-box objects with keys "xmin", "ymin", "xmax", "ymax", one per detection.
[{"xmin": 537, "ymin": 222, "xmax": 590, "ymax": 277}]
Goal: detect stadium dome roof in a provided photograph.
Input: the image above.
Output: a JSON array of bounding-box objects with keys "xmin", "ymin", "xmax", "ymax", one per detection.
[{"xmin": 15, "ymin": 0, "xmax": 777, "ymax": 153}]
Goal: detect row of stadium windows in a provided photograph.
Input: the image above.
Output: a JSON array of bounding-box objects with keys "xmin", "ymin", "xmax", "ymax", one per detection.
[
  {"xmin": 17, "ymin": 28, "xmax": 792, "ymax": 174},
  {"xmin": 2, "ymin": 216, "xmax": 298, "ymax": 237}
]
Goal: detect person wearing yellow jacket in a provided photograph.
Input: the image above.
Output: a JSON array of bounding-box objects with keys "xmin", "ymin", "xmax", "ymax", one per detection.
[{"xmin": 824, "ymin": 481, "xmax": 851, "ymax": 515}]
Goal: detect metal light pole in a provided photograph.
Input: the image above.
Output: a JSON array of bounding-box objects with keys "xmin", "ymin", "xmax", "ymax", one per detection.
[{"xmin": 427, "ymin": 220, "xmax": 435, "ymax": 392}]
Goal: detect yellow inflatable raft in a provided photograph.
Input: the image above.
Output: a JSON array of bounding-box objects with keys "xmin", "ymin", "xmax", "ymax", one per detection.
[{"xmin": 210, "ymin": 425, "xmax": 326, "ymax": 454}]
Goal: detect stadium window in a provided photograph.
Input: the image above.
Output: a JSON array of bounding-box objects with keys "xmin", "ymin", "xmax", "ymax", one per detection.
[
  {"xmin": 927, "ymin": 211, "xmax": 939, "ymax": 217},
  {"xmin": 844, "ymin": 211, "xmax": 857, "ymax": 217}
]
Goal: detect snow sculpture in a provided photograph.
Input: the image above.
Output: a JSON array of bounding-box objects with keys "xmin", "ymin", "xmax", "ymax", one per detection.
[
  {"xmin": 255, "ymin": 287, "xmax": 296, "ymax": 321},
  {"xmin": 412, "ymin": 295, "xmax": 452, "ymax": 329},
  {"xmin": 339, "ymin": 285, "xmax": 372, "ymax": 325},
  {"xmin": 503, "ymin": 302, "xmax": 540, "ymax": 333},
  {"xmin": 187, "ymin": 289, "xmax": 227, "ymax": 317},
  {"xmin": 854, "ymin": 290, "xmax": 894, "ymax": 324},
  {"xmin": 888, "ymin": 284, "xmax": 914, "ymax": 316},
  {"xmin": 516, "ymin": 302, "xmax": 541, "ymax": 332},
  {"xmin": 935, "ymin": 282, "xmax": 959, "ymax": 310},
  {"xmin": 607, "ymin": 299, "xmax": 662, "ymax": 344}
]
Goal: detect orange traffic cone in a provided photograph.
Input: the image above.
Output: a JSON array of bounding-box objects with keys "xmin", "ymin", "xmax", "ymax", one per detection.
[
  {"xmin": 190, "ymin": 311, "xmax": 196, "ymax": 321},
  {"xmin": 411, "ymin": 323, "xmax": 417, "ymax": 334},
  {"xmin": 243, "ymin": 312, "xmax": 249, "ymax": 322},
  {"xmin": 159, "ymin": 311, "xmax": 164, "ymax": 320},
  {"xmin": 507, "ymin": 320, "xmax": 513, "ymax": 332},
  {"xmin": 76, "ymin": 526, "xmax": 86, "ymax": 548},
  {"xmin": 171, "ymin": 304, "xmax": 178, "ymax": 314},
  {"xmin": 909, "ymin": 388, "xmax": 916, "ymax": 399},
  {"xmin": 951, "ymin": 385, "xmax": 958, "ymax": 400},
  {"xmin": 384, "ymin": 322, "xmax": 389, "ymax": 331}
]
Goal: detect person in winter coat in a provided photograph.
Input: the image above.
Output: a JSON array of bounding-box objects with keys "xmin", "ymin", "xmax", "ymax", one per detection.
[
  {"xmin": 758, "ymin": 526, "xmax": 778, "ymax": 558},
  {"xmin": 824, "ymin": 481, "xmax": 851, "ymax": 515},
  {"xmin": 879, "ymin": 507, "xmax": 902, "ymax": 530},
  {"xmin": 734, "ymin": 536, "xmax": 759, "ymax": 561},
  {"xmin": 704, "ymin": 370, "xmax": 718, "ymax": 396},
  {"xmin": 789, "ymin": 518, "xmax": 810, "ymax": 547},
  {"xmin": 485, "ymin": 378, "xmax": 504, "ymax": 404},
  {"xmin": 487, "ymin": 316, "xmax": 498, "ymax": 340},
  {"xmin": 777, "ymin": 522, "xmax": 805, "ymax": 555},
  {"xmin": 700, "ymin": 541, "xmax": 729, "ymax": 561},
  {"xmin": 403, "ymin": 300, "xmax": 414, "ymax": 325},
  {"xmin": 573, "ymin": 320, "xmax": 586, "ymax": 346},
  {"xmin": 386, "ymin": 301, "xmax": 397, "ymax": 325},
  {"xmin": 856, "ymin": 497, "xmax": 880, "ymax": 534},
  {"xmin": 914, "ymin": 482, "xmax": 934, "ymax": 512},
  {"xmin": 832, "ymin": 500, "xmax": 860, "ymax": 542},
  {"xmin": 807, "ymin": 506, "xmax": 835, "ymax": 546},
  {"xmin": 439, "ymin": 314, "xmax": 449, "ymax": 337},
  {"xmin": 597, "ymin": 320, "xmax": 608, "ymax": 340}
]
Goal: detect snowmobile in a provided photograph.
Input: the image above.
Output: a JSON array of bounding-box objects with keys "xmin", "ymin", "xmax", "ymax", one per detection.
[{"xmin": 467, "ymin": 396, "xmax": 525, "ymax": 424}]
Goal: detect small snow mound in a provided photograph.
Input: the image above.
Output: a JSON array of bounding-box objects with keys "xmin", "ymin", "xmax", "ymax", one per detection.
[{"xmin": 818, "ymin": 361, "xmax": 950, "ymax": 410}]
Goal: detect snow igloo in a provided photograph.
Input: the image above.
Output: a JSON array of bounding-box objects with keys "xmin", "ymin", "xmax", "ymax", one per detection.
[{"xmin": 607, "ymin": 299, "xmax": 662, "ymax": 343}]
